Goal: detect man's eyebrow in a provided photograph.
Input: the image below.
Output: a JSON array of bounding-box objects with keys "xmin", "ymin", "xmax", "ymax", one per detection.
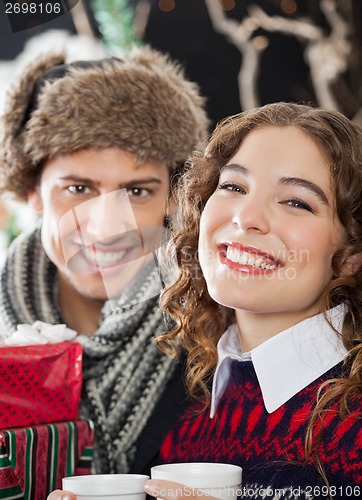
[
  {"xmin": 59, "ymin": 176, "xmax": 163, "ymax": 188},
  {"xmin": 59, "ymin": 176, "xmax": 99, "ymax": 185},
  {"xmin": 219, "ymin": 164, "xmax": 249, "ymax": 176},
  {"xmin": 279, "ymin": 177, "xmax": 330, "ymax": 206}
]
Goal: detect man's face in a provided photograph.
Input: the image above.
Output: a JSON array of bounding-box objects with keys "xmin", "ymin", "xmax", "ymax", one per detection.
[{"xmin": 29, "ymin": 148, "xmax": 171, "ymax": 304}]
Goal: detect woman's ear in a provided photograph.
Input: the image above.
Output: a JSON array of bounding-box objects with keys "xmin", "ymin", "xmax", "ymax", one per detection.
[
  {"xmin": 28, "ymin": 189, "xmax": 43, "ymax": 213},
  {"xmin": 343, "ymin": 252, "xmax": 362, "ymax": 276}
]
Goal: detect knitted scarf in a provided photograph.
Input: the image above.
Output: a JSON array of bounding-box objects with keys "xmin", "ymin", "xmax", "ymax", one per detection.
[{"xmin": 0, "ymin": 226, "xmax": 176, "ymax": 474}]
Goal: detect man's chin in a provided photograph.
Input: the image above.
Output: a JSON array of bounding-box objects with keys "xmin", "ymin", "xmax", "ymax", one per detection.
[
  {"xmin": 66, "ymin": 258, "xmax": 152, "ymax": 303},
  {"xmin": 83, "ymin": 283, "xmax": 129, "ymax": 301},
  {"xmin": 68, "ymin": 275, "xmax": 123, "ymax": 303}
]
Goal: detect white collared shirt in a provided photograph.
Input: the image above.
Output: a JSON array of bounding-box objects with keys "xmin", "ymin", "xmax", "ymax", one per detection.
[{"xmin": 210, "ymin": 304, "xmax": 347, "ymax": 416}]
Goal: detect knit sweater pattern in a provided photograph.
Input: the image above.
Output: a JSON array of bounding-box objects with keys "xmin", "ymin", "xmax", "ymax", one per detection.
[{"xmin": 159, "ymin": 361, "xmax": 362, "ymax": 500}]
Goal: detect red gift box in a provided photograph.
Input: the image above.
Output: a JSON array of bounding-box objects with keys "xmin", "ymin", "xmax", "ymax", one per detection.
[
  {"xmin": 0, "ymin": 342, "xmax": 82, "ymax": 429},
  {"xmin": 0, "ymin": 419, "xmax": 94, "ymax": 500}
]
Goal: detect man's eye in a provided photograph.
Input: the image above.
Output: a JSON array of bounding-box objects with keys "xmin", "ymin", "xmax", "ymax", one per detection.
[
  {"xmin": 127, "ymin": 187, "xmax": 150, "ymax": 197},
  {"xmin": 68, "ymin": 185, "xmax": 90, "ymax": 194}
]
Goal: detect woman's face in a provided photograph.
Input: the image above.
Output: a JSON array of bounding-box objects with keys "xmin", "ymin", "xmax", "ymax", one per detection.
[{"xmin": 198, "ymin": 125, "xmax": 345, "ymax": 335}]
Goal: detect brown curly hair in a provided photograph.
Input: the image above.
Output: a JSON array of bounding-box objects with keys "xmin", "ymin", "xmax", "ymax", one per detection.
[{"xmin": 158, "ymin": 102, "xmax": 362, "ymax": 485}]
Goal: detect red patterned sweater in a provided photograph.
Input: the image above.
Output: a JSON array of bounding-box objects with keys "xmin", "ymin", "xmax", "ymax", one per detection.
[{"xmin": 159, "ymin": 361, "xmax": 362, "ymax": 500}]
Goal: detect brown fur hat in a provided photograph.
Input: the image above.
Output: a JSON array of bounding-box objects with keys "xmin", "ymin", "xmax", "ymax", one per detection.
[{"xmin": 0, "ymin": 46, "xmax": 209, "ymax": 201}]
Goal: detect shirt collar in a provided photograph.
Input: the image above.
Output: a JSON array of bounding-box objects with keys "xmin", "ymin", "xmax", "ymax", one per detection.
[{"xmin": 210, "ymin": 304, "xmax": 347, "ymax": 416}]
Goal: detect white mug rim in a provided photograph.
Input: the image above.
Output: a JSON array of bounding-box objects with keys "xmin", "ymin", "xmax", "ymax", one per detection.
[
  {"xmin": 62, "ymin": 474, "xmax": 149, "ymax": 495},
  {"xmin": 151, "ymin": 462, "xmax": 242, "ymax": 489}
]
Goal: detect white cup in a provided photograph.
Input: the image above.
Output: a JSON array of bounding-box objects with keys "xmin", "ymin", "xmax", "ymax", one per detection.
[
  {"xmin": 151, "ymin": 463, "xmax": 242, "ymax": 500},
  {"xmin": 62, "ymin": 474, "xmax": 149, "ymax": 500}
]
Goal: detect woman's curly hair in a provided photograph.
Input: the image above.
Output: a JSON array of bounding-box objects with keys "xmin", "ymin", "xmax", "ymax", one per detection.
[{"xmin": 158, "ymin": 102, "xmax": 362, "ymax": 485}]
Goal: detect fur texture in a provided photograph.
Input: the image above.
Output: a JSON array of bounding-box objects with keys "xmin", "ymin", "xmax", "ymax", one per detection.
[{"xmin": 0, "ymin": 46, "xmax": 209, "ymax": 200}]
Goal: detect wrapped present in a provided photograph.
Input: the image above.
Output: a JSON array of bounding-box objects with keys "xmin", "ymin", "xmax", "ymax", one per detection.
[
  {"xmin": 0, "ymin": 419, "xmax": 94, "ymax": 499},
  {"xmin": 0, "ymin": 342, "xmax": 82, "ymax": 429}
]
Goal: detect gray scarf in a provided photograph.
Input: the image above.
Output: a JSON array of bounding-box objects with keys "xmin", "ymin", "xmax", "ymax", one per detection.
[{"xmin": 0, "ymin": 226, "xmax": 176, "ymax": 473}]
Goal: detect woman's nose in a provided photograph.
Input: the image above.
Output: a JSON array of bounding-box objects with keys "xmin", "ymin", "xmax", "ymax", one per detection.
[
  {"xmin": 77, "ymin": 190, "xmax": 138, "ymax": 245},
  {"xmin": 231, "ymin": 195, "xmax": 270, "ymax": 234}
]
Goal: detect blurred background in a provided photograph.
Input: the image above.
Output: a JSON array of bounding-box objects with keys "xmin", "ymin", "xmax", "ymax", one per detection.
[{"xmin": 0, "ymin": 0, "xmax": 361, "ymax": 259}]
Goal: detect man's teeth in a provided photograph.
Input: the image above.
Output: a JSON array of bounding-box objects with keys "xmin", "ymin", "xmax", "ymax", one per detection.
[
  {"xmin": 226, "ymin": 247, "xmax": 278, "ymax": 270},
  {"xmin": 82, "ymin": 247, "xmax": 127, "ymax": 266}
]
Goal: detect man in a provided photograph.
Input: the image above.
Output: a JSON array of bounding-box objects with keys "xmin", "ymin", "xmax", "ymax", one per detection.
[{"xmin": 0, "ymin": 46, "xmax": 208, "ymax": 475}]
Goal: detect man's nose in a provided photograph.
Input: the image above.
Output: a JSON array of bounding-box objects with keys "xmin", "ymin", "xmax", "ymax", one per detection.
[{"xmin": 75, "ymin": 190, "xmax": 138, "ymax": 246}]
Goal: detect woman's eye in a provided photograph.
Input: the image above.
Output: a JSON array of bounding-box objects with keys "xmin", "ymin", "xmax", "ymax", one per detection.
[
  {"xmin": 284, "ymin": 198, "xmax": 314, "ymax": 213},
  {"xmin": 218, "ymin": 182, "xmax": 246, "ymax": 194},
  {"xmin": 68, "ymin": 185, "xmax": 90, "ymax": 194}
]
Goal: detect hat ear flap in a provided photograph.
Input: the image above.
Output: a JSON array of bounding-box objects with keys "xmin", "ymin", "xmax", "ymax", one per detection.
[
  {"xmin": 0, "ymin": 52, "xmax": 66, "ymax": 198},
  {"xmin": 2, "ymin": 52, "xmax": 66, "ymax": 143}
]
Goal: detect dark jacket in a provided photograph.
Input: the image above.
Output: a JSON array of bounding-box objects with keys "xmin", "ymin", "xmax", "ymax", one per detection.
[{"xmin": 130, "ymin": 359, "xmax": 189, "ymax": 476}]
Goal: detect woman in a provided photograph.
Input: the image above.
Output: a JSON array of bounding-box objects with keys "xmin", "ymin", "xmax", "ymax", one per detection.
[{"xmin": 144, "ymin": 102, "xmax": 362, "ymax": 499}]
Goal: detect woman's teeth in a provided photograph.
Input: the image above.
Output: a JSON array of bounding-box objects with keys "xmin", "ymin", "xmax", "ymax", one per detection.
[
  {"xmin": 226, "ymin": 246, "xmax": 278, "ymax": 270},
  {"xmin": 82, "ymin": 247, "xmax": 127, "ymax": 267}
]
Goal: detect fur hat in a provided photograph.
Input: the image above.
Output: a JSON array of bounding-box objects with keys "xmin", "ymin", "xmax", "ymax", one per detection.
[{"xmin": 0, "ymin": 46, "xmax": 209, "ymax": 201}]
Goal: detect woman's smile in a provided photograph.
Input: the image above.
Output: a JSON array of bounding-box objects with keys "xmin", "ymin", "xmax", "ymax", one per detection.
[{"xmin": 218, "ymin": 243, "xmax": 284, "ymax": 274}]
